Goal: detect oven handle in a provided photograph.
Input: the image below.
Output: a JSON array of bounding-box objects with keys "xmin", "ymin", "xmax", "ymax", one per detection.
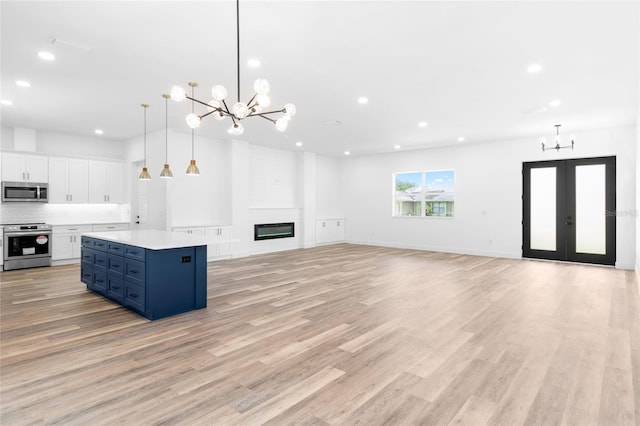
[{"xmin": 5, "ymin": 231, "xmax": 52, "ymax": 238}]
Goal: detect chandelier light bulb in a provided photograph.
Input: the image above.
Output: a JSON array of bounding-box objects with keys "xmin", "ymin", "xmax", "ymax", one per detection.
[
  {"xmin": 228, "ymin": 123, "xmax": 244, "ymax": 136},
  {"xmin": 211, "ymin": 85, "xmax": 228, "ymax": 101},
  {"xmin": 233, "ymin": 102, "xmax": 249, "ymax": 118},
  {"xmin": 185, "ymin": 113, "xmax": 201, "ymax": 128},
  {"xmin": 170, "ymin": 85, "xmax": 187, "ymax": 102},
  {"xmin": 206, "ymin": 99, "xmax": 220, "ymax": 112},
  {"xmin": 253, "ymin": 79, "xmax": 270, "ymax": 95},
  {"xmin": 251, "ymin": 104, "xmax": 263, "ymax": 114},
  {"xmin": 256, "ymin": 94, "xmax": 271, "ymax": 108},
  {"xmin": 275, "ymin": 117, "xmax": 289, "ymax": 132},
  {"xmin": 214, "ymin": 111, "xmax": 225, "ymax": 121},
  {"xmin": 284, "ymin": 103, "xmax": 296, "ymax": 117}
]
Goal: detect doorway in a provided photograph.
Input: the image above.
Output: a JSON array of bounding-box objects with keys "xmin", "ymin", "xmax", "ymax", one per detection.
[{"xmin": 522, "ymin": 156, "xmax": 616, "ymax": 266}]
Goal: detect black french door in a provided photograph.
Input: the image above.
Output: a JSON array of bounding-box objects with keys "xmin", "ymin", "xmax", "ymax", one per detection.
[{"xmin": 522, "ymin": 156, "xmax": 616, "ymax": 266}]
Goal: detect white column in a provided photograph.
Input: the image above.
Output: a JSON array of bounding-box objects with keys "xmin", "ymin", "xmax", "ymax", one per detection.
[{"xmin": 231, "ymin": 140, "xmax": 251, "ymax": 258}]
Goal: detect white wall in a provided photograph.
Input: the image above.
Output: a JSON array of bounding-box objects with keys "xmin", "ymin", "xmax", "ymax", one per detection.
[
  {"xmin": 126, "ymin": 129, "xmax": 231, "ymax": 229},
  {"xmin": 248, "ymin": 145, "xmax": 301, "ymax": 254},
  {"xmin": 340, "ymin": 125, "xmax": 636, "ymax": 269},
  {"xmin": 316, "ymin": 155, "xmax": 343, "ymax": 219}
]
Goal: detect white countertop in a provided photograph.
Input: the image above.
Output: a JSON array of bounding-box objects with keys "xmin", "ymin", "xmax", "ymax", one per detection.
[{"xmin": 83, "ymin": 230, "xmax": 209, "ymax": 250}]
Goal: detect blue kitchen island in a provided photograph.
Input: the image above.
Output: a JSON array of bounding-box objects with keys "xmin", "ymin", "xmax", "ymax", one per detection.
[{"xmin": 81, "ymin": 230, "xmax": 207, "ymax": 320}]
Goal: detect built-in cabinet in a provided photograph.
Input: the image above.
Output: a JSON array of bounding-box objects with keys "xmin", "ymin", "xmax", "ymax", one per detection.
[
  {"xmin": 1, "ymin": 152, "xmax": 125, "ymax": 205},
  {"xmin": 52, "ymin": 225, "xmax": 93, "ymax": 260},
  {"xmin": 315, "ymin": 219, "xmax": 345, "ymax": 245},
  {"xmin": 48, "ymin": 158, "xmax": 89, "ymax": 203},
  {"xmin": 88, "ymin": 161, "xmax": 124, "ymax": 203},
  {"xmin": 52, "ymin": 223, "xmax": 129, "ymax": 261},
  {"xmin": 173, "ymin": 225, "xmax": 233, "ymax": 261},
  {"xmin": 1, "ymin": 153, "xmax": 48, "ymax": 182}
]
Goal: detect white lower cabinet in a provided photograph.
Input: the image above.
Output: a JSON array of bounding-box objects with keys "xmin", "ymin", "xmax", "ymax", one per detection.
[
  {"xmin": 172, "ymin": 226, "xmax": 232, "ymax": 261},
  {"xmin": 172, "ymin": 227, "xmax": 205, "ymax": 236},
  {"xmin": 52, "ymin": 225, "xmax": 92, "ymax": 260},
  {"xmin": 205, "ymin": 226, "xmax": 233, "ymax": 260},
  {"xmin": 315, "ymin": 219, "xmax": 345, "ymax": 245},
  {"xmin": 52, "ymin": 223, "xmax": 129, "ymax": 261},
  {"xmin": 92, "ymin": 223, "xmax": 129, "ymax": 232},
  {"xmin": 0, "ymin": 229, "xmax": 3, "ymax": 268}
]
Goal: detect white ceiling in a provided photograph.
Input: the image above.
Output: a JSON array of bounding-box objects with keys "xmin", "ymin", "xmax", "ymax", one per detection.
[{"xmin": 1, "ymin": 1, "xmax": 638, "ymax": 157}]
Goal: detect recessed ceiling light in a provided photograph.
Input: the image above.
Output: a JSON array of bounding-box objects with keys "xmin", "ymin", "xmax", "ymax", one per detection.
[
  {"xmin": 247, "ymin": 59, "xmax": 261, "ymax": 68},
  {"xmin": 16, "ymin": 80, "xmax": 31, "ymax": 88},
  {"xmin": 37, "ymin": 51, "xmax": 55, "ymax": 61},
  {"xmin": 94, "ymin": 129, "xmax": 104, "ymax": 135},
  {"xmin": 357, "ymin": 97, "xmax": 368, "ymax": 105},
  {"xmin": 295, "ymin": 141, "xmax": 303, "ymax": 147},
  {"xmin": 527, "ymin": 63, "xmax": 542, "ymax": 73},
  {"xmin": 1, "ymin": 99, "xmax": 14, "ymax": 106},
  {"xmin": 549, "ymin": 99, "xmax": 562, "ymax": 107},
  {"xmin": 344, "ymin": 151, "xmax": 351, "ymax": 156},
  {"xmin": 418, "ymin": 122, "xmax": 428, "ymax": 128},
  {"xmin": 457, "ymin": 137, "xmax": 465, "ymax": 142},
  {"xmin": 394, "ymin": 145, "xmax": 401, "ymax": 150}
]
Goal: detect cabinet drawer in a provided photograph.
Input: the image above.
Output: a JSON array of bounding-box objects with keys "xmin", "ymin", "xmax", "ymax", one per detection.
[
  {"xmin": 108, "ymin": 242, "xmax": 124, "ymax": 255},
  {"xmin": 93, "ymin": 239, "xmax": 108, "ymax": 251},
  {"xmin": 124, "ymin": 282, "xmax": 145, "ymax": 312},
  {"xmin": 125, "ymin": 245, "xmax": 145, "ymax": 262},
  {"xmin": 81, "ymin": 236, "xmax": 94, "ymax": 248},
  {"xmin": 108, "ymin": 254, "xmax": 124, "ymax": 276},
  {"xmin": 81, "ymin": 263, "xmax": 93, "ymax": 285},
  {"xmin": 93, "ymin": 269, "xmax": 107, "ymax": 295},
  {"xmin": 81, "ymin": 247, "xmax": 94, "ymax": 264},
  {"xmin": 93, "ymin": 251, "xmax": 108, "ymax": 270},
  {"xmin": 107, "ymin": 276, "xmax": 124, "ymax": 303},
  {"xmin": 125, "ymin": 258, "xmax": 146, "ymax": 285}
]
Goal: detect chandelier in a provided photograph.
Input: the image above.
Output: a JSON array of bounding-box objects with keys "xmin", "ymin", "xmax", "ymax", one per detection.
[
  {"xmin": 168, "ymin": 0, "xmax": 296, "ymax": 136},
  {"xmin": 541, "ymin": 124, "xmax": 574, "ymax": 152}
]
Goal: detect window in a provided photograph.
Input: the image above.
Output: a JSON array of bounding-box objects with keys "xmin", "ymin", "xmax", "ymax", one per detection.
[{"xmin": 393, "ymin": 170, "xmax": 454, "ymax": 217}]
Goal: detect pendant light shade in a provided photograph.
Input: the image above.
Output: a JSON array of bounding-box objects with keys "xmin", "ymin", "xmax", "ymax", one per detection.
[
  {"xmin": 160, "ymin": 94, "xmax": 174, "ymax": 178},
  {"xmin": 186, "ymin": 83, "xmax": 200, "ymax": 176},
  {"xmin": 186, "ymin": 158, "xmax": 200, "ymax": 176},
  {"xmin": 138, "ymin": 104, "xmax": 151, "ymax": 180}
]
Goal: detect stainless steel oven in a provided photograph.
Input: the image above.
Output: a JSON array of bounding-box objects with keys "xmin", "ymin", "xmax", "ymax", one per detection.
[{"xmin": 2, "ymin": 223, "xmax": 52, "ymax": 271}]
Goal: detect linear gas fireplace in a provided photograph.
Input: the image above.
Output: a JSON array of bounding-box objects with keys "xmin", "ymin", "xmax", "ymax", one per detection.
[{"xmin": 254, "ymin": 222, "xmax": 295, "ymax": 241}]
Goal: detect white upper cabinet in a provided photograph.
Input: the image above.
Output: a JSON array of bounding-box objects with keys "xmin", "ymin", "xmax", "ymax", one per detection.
[
  {"xmin": 49, "ymin": 157, "xmax": 89, "ymax": 203},
  {"xmin": 1, "ymin": 153, "xmax": 48, "ymax": 182},
  {"xmin": 88, "ymin": 160, "xmax": 124, "ymax": 203}
]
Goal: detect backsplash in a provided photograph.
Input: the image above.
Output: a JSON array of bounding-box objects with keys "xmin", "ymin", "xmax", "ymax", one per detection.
[{"xmin": 0, "ymin": 203, "xmax": 130, "ymax": 225}]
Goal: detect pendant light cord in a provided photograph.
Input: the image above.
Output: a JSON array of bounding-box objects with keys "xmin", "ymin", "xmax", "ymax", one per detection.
[
  {"xmin": 165, "ymin": 96, "xmax": 168, "ymax": 163},
  {"xmin": 143, "ymin": 107, "xmax": 147, "ymax": 166},
  {"xmin": 237, "ymin": 0, "xmax": 240, "ymax": 103}
]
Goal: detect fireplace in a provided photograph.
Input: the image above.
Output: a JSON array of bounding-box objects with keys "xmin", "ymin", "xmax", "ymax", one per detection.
[{"xmin": 254, "ymin": 222, "xmax": 295, "ymax": 241}]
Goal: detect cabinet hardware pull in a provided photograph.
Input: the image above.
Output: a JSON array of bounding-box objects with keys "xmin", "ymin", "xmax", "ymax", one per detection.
[
  {"xmin": 130, "ymin": 293, "xmax": 138, "ymax": 298},
  {"xmin": 130, "ymin": 269, "xmax": 138, "ymax": 273},
  {"xmin": 112, "ymin": 264, "xmax": 120, "ymax": 268},
  {"xmin": 112, "ymin": 286, "xmax": 120, "ymax": 290}
]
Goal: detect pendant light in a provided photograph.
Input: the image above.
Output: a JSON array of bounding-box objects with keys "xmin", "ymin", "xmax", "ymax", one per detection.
[
  {"xmin": 160, "ymin": 94, "xmax": 173, "ymax": 178},
  {"xmin": 185, "ymin": 82, "xmax": 200, "ymax": 176},
  {"xmin": 541, "ymin": 124, "xmax": 575, "ymax": 152},
  {"xmin": 138, "ymin": 104, "xmax": 152, "ymax": 180},
  {"xmin": 169, "ymin": 0, "xmax": 295, "ymax": 135}
]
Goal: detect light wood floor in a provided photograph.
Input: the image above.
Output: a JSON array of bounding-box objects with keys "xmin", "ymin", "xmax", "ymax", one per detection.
[{"xmin": 1, "ymin": 244, "xmax": 639, "ymax": 425}]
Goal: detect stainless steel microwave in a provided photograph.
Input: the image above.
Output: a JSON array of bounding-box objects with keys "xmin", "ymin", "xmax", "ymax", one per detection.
[{"xmin": 1, "ymin": 181, "xmax": 49, "ymax": 202}]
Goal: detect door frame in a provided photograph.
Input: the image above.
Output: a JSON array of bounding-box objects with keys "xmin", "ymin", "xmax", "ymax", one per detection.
[{"xmin": 522, "ymin": 156, "xmax": 616, "ymax": 266}]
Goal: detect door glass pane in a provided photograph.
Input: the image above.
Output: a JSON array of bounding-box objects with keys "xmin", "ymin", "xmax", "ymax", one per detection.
[
  {"xmin": 575, "ymin": 164, "xmax": 606, "ymax": 254},
  {"xmin": 530, "ymin": 167, "xmax": 556, "ymax": 251}
]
